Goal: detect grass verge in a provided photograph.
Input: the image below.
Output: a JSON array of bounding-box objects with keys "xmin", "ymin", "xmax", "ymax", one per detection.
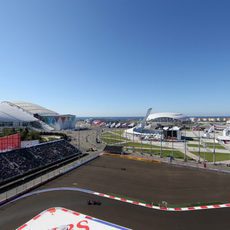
[
  {"xmin": 192, "ymin": 151, "xmax": 230, "ymax": 162},
  {"xmin": 188, "ymin": 143, "xmax": 226, "ymax": 150}
]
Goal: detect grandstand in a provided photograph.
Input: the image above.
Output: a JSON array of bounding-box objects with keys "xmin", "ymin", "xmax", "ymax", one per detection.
[{"xmin": 0, "ymin": 140, "xmax": 83, "ymax": 184}]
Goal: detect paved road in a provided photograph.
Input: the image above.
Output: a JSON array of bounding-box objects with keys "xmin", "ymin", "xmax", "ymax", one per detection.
[
  {"xmin": 1, "ymin": 190, "xmax": 230, "ymax": 230},
  {"xmin": 1, "ymin": 155, "xmax": 230, "ymax": 229},
  {"xmin": 36, "ymin": 155, "xmax": 230, "ymax": 204}
]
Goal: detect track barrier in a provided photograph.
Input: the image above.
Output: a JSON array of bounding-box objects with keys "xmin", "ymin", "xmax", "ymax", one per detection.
[
  {"xmin": 2, "ymin": 187, "xmax": 230, "ymax": 212},
  {"xmin": 0, "ymin": 153, "xmax": 100, "ymax": 205}
]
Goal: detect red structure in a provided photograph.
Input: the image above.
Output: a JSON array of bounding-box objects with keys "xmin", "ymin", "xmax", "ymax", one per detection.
[{"xmin": 0, "ymin": 133, "xmax": 21, "ymax": 152}]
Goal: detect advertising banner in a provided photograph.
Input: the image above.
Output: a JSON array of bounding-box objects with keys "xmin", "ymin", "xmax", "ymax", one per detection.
[
  {"xmin": 0, "ymin": 133, "xmax": 21, "ymax": 152},
  {"xmin": 17, "ymin": 207, "xmax": 130, "ymax": 230}
]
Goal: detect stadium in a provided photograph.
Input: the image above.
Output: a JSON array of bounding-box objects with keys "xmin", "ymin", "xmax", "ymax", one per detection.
[
  {"xmin": 1, "ymin": 149, "xmax": 230, "ymax": 229},
  {"xmin": 0, "ymin": 102, "xmax": 37, "ymax": 128},
  {"xmin": 0, "ymin": 122, "xmax": 230, "ymax": 230},
  {"xmin": 147, "ymin": 112, "xmax": 191, "ymax": 126},
  {"xmin": 1, "ymin": 108, "xmax": 230, "ymax": 229},
  {"xmin": 125, "ymin": 110, "xmax": 191, "ymax": 141},
  {"xmin": 0, "ymin": 101, "xmax": 76, "ymax": 131}
]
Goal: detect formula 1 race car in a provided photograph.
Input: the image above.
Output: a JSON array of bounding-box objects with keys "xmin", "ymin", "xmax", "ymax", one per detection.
[{"xmin": 87, "ymin": 200, "xmax": 102, "ymax": 205}]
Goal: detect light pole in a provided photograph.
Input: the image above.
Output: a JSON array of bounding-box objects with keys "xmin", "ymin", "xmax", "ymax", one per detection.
[
  {"xmin": 140, "ymin": 134, "xmax": 143, "ymax": 155},
  {"xmin": 184, "ymin": 127, "xmax": 187, "ymax": 161},
  {"xmin": 198, "ymin": 128, "xmax": 201, "ymax": 163},
  {"xmin": 160, "ymin": 130, "xmax": 163, "ymax": 158},
  {"xmin": 151, "ymin": 135, "xmax": 153, "ymax": 156},
  {"xmin": 78, "ymin": 129, "xmax": 80, "ymax": 150},
  {"xmin": 213, "ymin": 127, "xmax": 216, "ymax": 164},
  {"xmin": 133, "ymin": 130, "xmax": 135, "ymax": 153},
  {"xmin": 204, "ymin": 143, "xmax": 206, "ymax": 162},
  {"xmin": 171, "ymin": 128, "xmax": 174, "ymax": 158}
]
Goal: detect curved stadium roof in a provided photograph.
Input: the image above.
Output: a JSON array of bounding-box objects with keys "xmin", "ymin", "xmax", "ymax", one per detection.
[
  {"xmin": 0, "ymin": 102, "xmax": 37, "ymax": 122},
  {"xmin": 147, "ymin": 112, "xmax": 189, "ymax": 122},
  {"xmin": 5, "ymin": 101, "xmax": 59, "ymax": 116}
]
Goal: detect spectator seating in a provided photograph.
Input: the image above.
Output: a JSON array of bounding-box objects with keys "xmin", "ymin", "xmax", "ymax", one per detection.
[{"xmin": 0, "ymin": 140, "xmax": 82, "ymax": 183}]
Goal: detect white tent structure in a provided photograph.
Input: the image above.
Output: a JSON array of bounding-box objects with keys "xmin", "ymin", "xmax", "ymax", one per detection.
[{"xmin": 217, "ymin": 127, "xmax": 230, "ymax": 143}]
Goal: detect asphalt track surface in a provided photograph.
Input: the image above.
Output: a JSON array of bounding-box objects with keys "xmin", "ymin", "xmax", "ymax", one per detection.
[
  {"xmin": 39, "ymin": 155, "xmax": 230, "ymax": 204},
  {"xmin": 1, "ymin": 155, "xmax": 230, "ymax": 229}
]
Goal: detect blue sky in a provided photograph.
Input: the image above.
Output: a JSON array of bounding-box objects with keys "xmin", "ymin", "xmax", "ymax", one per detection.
[{"xmin": 0, "ymin": 0, "xmax": 229, "ymax": 116}]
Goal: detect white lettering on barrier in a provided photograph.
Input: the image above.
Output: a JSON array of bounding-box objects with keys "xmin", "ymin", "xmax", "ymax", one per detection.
[{"xmin": 17, "ymin": 207, "xmax": 130, "ymax": 230}]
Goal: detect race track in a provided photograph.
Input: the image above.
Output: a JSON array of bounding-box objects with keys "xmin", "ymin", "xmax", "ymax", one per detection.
[{"xmin": 1, "ymin": 155, "xmax": 230, "ymax": 229}]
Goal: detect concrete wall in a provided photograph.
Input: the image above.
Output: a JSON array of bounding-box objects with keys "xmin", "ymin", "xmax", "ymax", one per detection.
[{"xmin": 0, "ymin": 153, "xmax": 99, "ymax": 204}]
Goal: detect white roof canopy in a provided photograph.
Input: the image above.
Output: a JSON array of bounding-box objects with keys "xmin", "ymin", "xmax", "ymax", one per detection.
[{"xmin": 0, "ymin": 102, "xmax": 37, "ymax": 122}]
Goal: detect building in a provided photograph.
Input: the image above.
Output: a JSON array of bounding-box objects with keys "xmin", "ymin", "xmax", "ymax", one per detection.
[
  {"xmin": 0, "ymin": 102, "xmax": 37, "ymax": 129},
  {"xmin": 0, "ymin": 101, "xmax": 76, "ymax": 131},
  {"xmin": 125, "ymin": 111, "xmax": 189, "ymax": 141},
  {"xmin": 190, "ymin": 116, "xmax": 230, "ymax": 123},
  {"xmin": 147, "ymin": 112, "xmax": 191, "ymax": 126}
]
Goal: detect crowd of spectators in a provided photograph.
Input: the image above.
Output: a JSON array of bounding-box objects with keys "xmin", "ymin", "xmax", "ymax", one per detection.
[{"xmin": 0, "ymin": 140, "xmax": 82, "ymax": 183}]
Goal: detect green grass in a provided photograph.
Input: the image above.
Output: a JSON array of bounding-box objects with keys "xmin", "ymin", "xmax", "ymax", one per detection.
[
  {"xmin": 188, "ymin": 143, "xmax": 226, "ymax": 150},
  {"xmin": 124, "ymin": 142, "xmax": 171, "ymax": 149},
  {"xmin": 124, "ymin": 147, "xmax": 185, "ymax": 159},
  {"xmin": 101, "ymin": 137, "xmax": 124, "ymax": 144},
  {"xmin": 187, "ymin": 143, "xmax": 201, "ymax": 148},
  {"xmin": 124, "ymin": 147, "xmax": 169, "ymax": 152},
  {"xmin": 206, "ymin": 143, "xmax": 226, "ymax": 149},
  {"xmin": 102, "ymin": 135, "xmax": 191, "ymax": 160},
  {"xmin": 110, "ymin": 130, "xmax": 124, "ymax": 135},
  {"xmin": 154, "ymin": 150, "xmax": 185, "ymax": 159},
  {"xmin": 192, "ymin": 151, "xmax": 230, "ymax": 162},
  {"xmin": 101, "ymin": 132, "xmax": 127, "ymax": 141},
  {"xmin": 124, "ymin": 142, "xmax": 159, "ymax": 148},
  {"xmin": 101, "ymin": 133, "xmax": 117, "ymax": 138}
]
